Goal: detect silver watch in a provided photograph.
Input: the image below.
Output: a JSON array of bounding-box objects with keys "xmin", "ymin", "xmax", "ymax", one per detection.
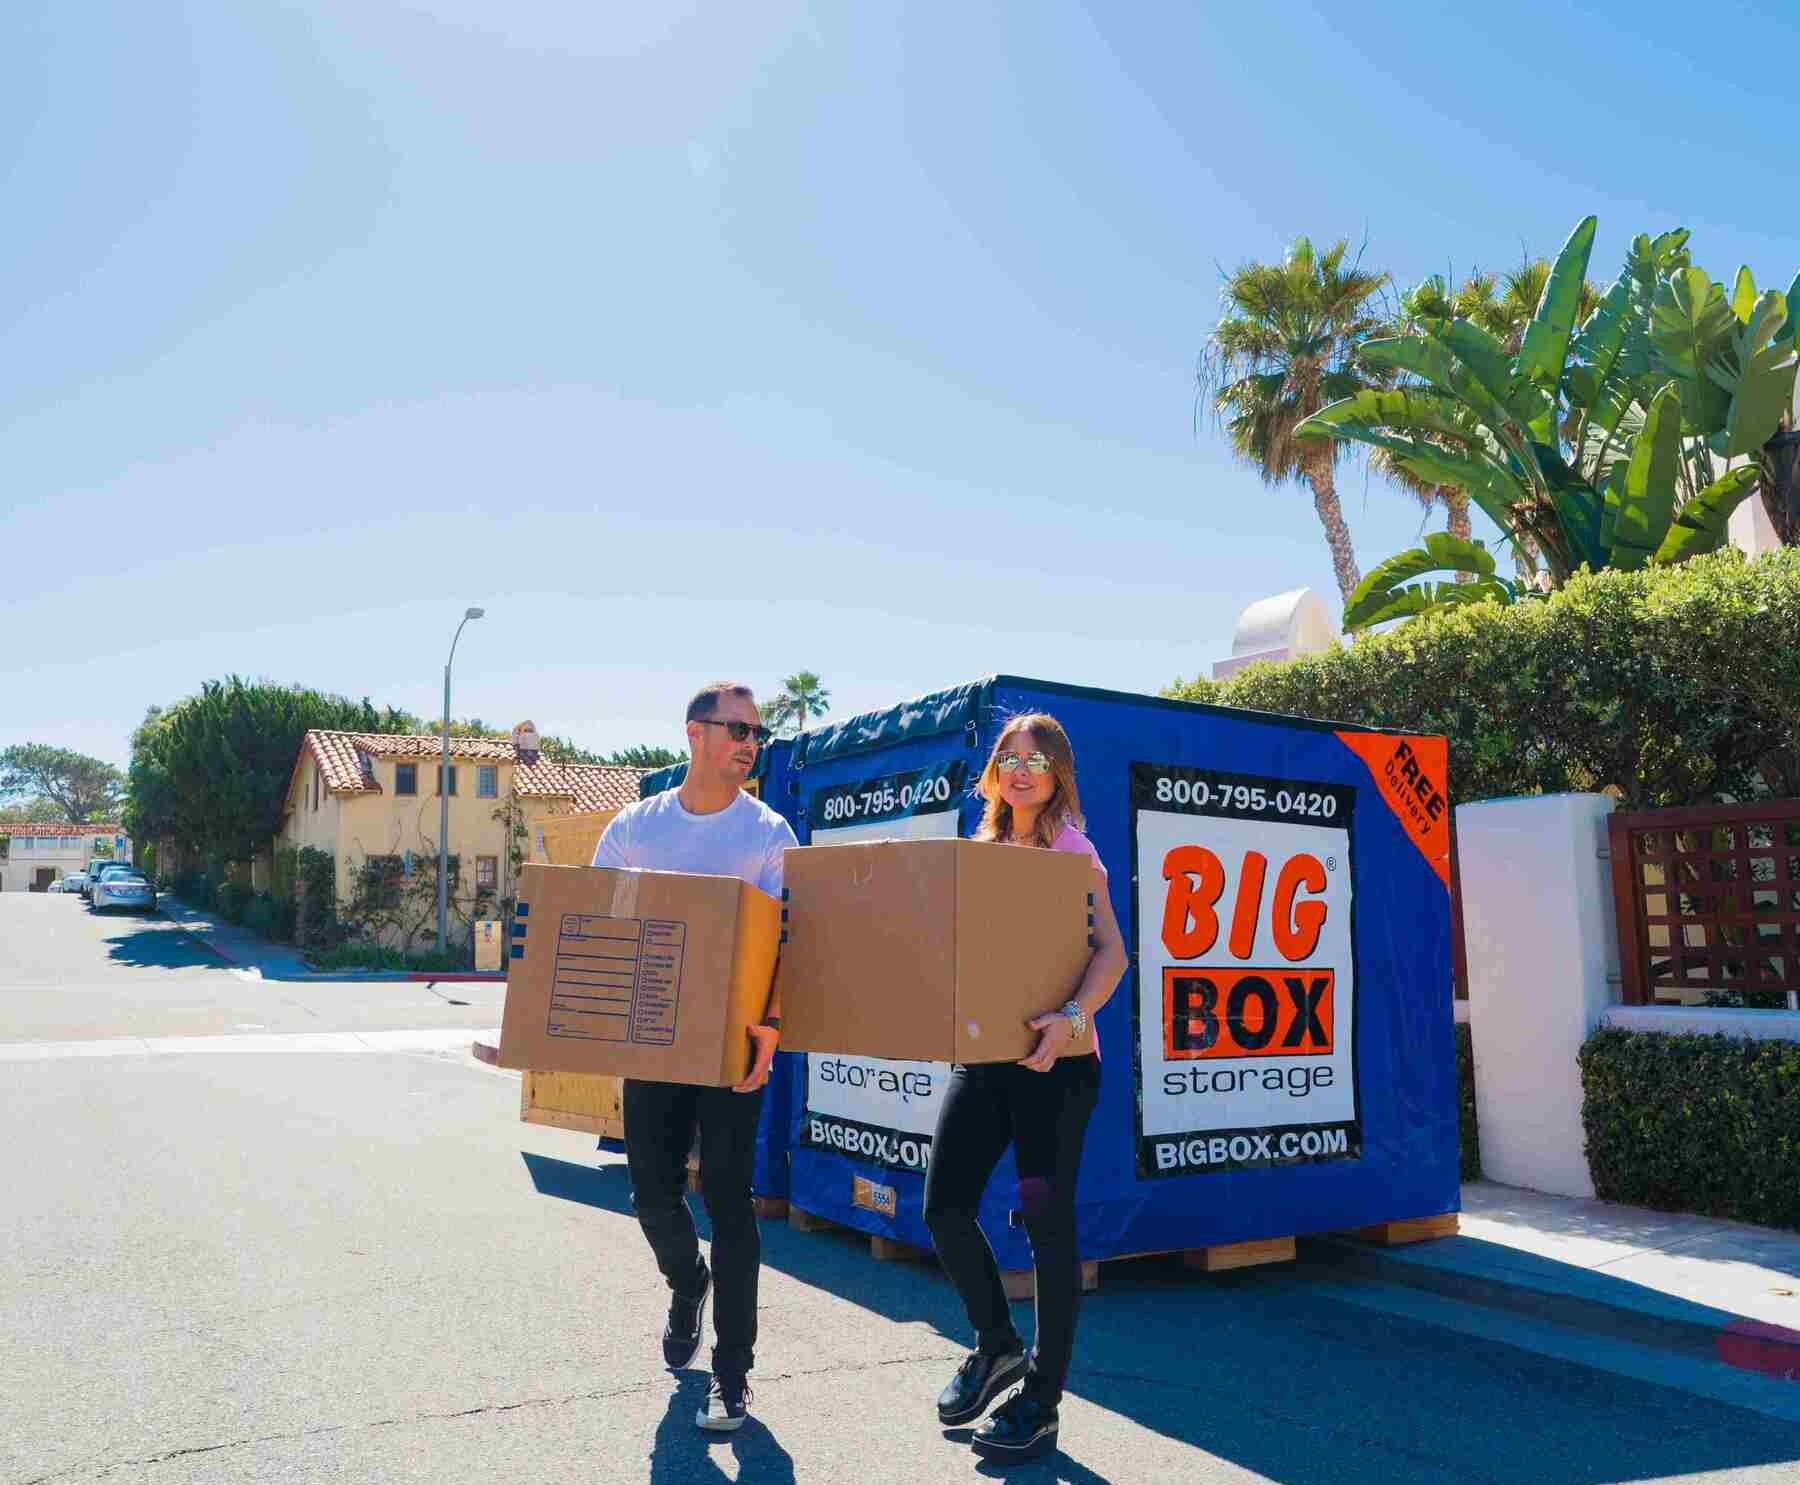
[{"xmin": 1061, "ymin": 999, "xmax": 1087, "ymax": 1037}]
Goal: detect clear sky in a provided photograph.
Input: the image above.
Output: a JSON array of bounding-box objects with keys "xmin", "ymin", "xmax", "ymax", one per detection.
[{"xmin": 5, "ymin": 1, "xmax": 1796, "ymax": 768}]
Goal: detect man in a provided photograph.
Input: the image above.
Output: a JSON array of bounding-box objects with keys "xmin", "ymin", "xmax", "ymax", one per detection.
[{"xmin": 592, "ymin": 681, "xmax": 796, "ymax": 1432}]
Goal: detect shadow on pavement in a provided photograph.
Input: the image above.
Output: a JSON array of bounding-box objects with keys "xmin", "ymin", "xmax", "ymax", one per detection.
[
  {"xmin": 102, "ymin": 919, "xmax": 223, "ymax": 972},
  {"xmin": 522, "ymin": 1155, "xmax": 1800, "ymax": 1483},
  {"xmin": 649, "ymin": 1373, "xmax": 796, "ymax": 1485}
]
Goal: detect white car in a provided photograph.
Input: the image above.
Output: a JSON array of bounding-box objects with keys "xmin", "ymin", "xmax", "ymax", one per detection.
[
  {"xmin": 63, "ymin": 871, "xmax": 88, "ymax": 895},
  {"xmin": 46, "ymin": 879, "xmax": 64, "ymax": 893},
  {"xmin": 91, "ymin": 867, "xmax": 157, "ymax": 915}
]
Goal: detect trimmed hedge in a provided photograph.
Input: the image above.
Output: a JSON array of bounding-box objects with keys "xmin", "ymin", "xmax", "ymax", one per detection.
[
  {"xmin": 1579, "ymin": 1026, "xmax": 1800, "ymax": 1229},
  {"xmin": 1168, "ymin": 549, "xmax": 1800, "ymax": 808},
  {"xmin": 1456, "ymin": 1021, "xmax": 1480, "ymax": 1182}
]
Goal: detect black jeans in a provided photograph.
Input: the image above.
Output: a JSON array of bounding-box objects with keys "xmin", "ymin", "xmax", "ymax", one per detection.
[
  {"xmin": 922, "ymin": 1054, "xmax": 1101, "ymax": 1405},
  {"xmin": 623, "ymin": 1078, "xmax": 764, "ymax": 1381}
]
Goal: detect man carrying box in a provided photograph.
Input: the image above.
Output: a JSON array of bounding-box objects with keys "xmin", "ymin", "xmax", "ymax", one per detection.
[{"xmin": 592, "ymin": 681, "xmax": 796, "ymax": 1433}]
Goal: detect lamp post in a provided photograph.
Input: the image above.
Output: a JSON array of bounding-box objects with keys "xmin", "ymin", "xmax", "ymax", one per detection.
[{"xmin": 439, "ymin": 606, "xmax": 485, "ymax": 954}]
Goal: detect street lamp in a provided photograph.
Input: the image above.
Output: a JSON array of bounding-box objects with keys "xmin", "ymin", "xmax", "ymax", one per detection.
[{"xmin": 439, "ymin": 606, "xmax": 485, "ymax": 954}]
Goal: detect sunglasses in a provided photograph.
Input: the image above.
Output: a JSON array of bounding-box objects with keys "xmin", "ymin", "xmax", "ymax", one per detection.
[
  {"xmin": 694, "ymin": 719, "xmax": 773, "ymax": 746},
  {"xmin": 996, "ymin": 750, "xmax": 1052, "ymax": 775}
]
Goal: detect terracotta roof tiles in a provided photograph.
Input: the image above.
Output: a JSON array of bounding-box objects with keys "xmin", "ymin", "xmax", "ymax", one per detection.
[{"xmin": 293, "ymin": 731, "xmax": 643, "ymax": 812}]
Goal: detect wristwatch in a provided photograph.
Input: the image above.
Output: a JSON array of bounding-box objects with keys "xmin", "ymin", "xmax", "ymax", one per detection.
[
  {"xmin": 760, "ymin": 1016, "xmax": 783, "ymax": 1031},
  {"xmin": 1060, "ymin": 1000, "xmax": 1087, "ymax": 1037}
]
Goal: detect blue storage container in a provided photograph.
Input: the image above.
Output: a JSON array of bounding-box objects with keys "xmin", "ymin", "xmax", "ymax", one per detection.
[{"xmin": 761, "ymin": 674, "xmax": 1458, "ymax": 1271}]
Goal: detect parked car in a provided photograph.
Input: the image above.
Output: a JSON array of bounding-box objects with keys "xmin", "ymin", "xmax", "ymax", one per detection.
[
  {"xmin": 63, "ymin": 869, "xmax": 89, "ymax": 895},
  {"xmin": 77, "ymin": 859, "xmax": 119, "ymax": 899},
  {"xmin": 91, "ymin": 866, "xmax": 156, "ymax": 915},
  {"xmin": 46, "ymin": 878, "xmax": 64, "ymax": 893}
]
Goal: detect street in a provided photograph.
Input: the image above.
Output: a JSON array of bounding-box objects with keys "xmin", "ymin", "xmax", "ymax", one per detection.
[{"xmin": 5, "ymin": 893, "xmax": 1800, "ymax": 1484}]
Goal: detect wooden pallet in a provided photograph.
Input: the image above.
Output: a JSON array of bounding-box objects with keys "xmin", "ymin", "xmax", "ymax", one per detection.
[
  {"xmin": 1349, "ymin": 1213, "xmax": 1460, "ymax": 1245},
  {"xmin": 520, "ymin": 1070, "xmax": 624, "ymax": 1141},
  {"xmin": 780, "ymin": 1204, "xmax": 1457, "ymax": 1291}
]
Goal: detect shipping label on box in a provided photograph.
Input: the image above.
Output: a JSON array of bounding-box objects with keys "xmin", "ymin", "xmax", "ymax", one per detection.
[{"xmin": 499, "ymin": 863, "xmax": 779, "ymax": 1087}]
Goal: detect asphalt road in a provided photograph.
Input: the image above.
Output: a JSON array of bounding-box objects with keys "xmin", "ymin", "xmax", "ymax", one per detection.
[
  {"xmin": 4, "ymin": 895, "xmax": 1800, "ymax": 1484},
  {"xmin": 0, "ymin": 893, "xmax": 501, "ymax": 1040}
]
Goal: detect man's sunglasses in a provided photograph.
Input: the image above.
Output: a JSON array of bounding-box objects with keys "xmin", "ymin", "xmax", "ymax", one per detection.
[
  {"xmin": 694, "ymin": 719, "xmax": 773, "ymax": 746},
  {"xmin": 996, "ymin": 750, "xmax": 1052, "ymax": 775}
]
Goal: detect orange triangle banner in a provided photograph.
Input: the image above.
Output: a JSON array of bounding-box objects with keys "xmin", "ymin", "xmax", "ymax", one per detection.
[{"xmin": 1334, "ymin": 731, "xmax": 1452, "ymax": 891}]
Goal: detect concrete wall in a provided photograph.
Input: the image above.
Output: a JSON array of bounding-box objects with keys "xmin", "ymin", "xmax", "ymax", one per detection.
[{"xmin": 1457, "ymin": 793, "xmax": 1619, "ymax": 1199}]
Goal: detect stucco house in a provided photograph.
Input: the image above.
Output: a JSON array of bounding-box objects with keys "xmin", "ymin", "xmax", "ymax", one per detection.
[
  {"xmin": 277, "ymin": 725, "xmax": 641, "ymax": 946},
  {"xmin": 0, "ymin": 824, "xmax": 129, "ymax": 893}
]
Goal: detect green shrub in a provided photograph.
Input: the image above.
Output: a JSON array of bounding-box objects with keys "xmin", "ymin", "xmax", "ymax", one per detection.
[
  {"xmin": 305, "ymin": 942, "xmax": 466, "ymax": 974},
  {"xmin": 1168, "ymin": 550, "xmax": 1800, "ymax": 808},
  {"xmin": 241, "ymin": 892, "xmax": 297, "ymax": 943},
  {"xmin": 1456, "ymin": 1021, "xmax": 1480, "ymax": 1182},
  {"xmin": 213, "ymin": 878, "xmax": 252, "ymax": 924},
  {"xmin": 1579, "ymin": 1026, "xmax": 1800, "ymax": 1229}
]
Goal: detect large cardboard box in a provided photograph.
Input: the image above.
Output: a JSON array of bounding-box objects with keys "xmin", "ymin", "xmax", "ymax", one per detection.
[
  {"xmin": 498, "ymin": 863, "xmax": 780, "ymax": 1086},
  {"xmin": 777, "ymin": 838, "xmax": 1095, "ymax": 1063}
]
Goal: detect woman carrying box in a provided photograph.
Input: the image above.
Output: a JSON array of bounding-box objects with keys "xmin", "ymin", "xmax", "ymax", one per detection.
[{"xmin": 923, "ymin": 713, "xmax": 1127, "ymax": 1463}]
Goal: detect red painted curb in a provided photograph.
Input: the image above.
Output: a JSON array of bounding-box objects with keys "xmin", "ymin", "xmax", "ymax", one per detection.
[
  {"xmin": 179, "ymin": 927, "xmax": 239, "ymax": 966},
  {"xmin": 407, "ymin": 972, "xmax": 506, "ymax": 983},
  {"xmin": 1717, "ymin": 1319, "xmax": 1800, "ymax": 1382},
  {"xmin": 471, "ymin": 1038, "xmax": 501, "ymax": 1066}
]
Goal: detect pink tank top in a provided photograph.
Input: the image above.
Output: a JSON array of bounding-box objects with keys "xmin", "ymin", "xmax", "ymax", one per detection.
[{"xmin": 1049, "ymin": 820, "xmax": 1104, "ymax": 1057}]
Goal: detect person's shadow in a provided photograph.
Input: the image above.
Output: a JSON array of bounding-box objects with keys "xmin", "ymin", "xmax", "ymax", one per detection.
[{"xmin": 649, "ymin": 1372, "xmax": 796, "ymax": 1485}]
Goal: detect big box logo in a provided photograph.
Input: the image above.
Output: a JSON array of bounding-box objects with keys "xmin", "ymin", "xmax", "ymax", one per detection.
[{"xmin": 1132, "ymin": 762, "xmax": 1360, "ymax": 1178}]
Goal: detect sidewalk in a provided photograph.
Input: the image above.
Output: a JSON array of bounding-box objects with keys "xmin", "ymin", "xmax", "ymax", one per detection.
[
  {"xmin": 1319, "ymin": 1180, "xmax": 1800, "ymax": 1381},
  {"xmin": 157, "ymin": 895, "xmax": 503, "ymax": 984}
]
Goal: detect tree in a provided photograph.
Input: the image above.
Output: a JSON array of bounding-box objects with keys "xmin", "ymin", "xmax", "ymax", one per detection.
[
  {"xmin": 1298, "ymin": 217, "xmax": 1798, "ymax": 629},
  {"xmin": 604, "ymin": 745, "xmax": 685, "ymax": 769},
  {"xmin": 765, "ymin": 672, "xmax": 830, "ymax": 737},
  {"xmin": 0, "ymin": 798, "xmax": 69, "ymax": 824},
  {"xmin": 1197, "ymin": 237, "xmax": 1392, "ymax": 603},
  {"xmin": 125, "ymin": 679, "xmax": 418, "ymax": 861},
  {"xmin": 0, "ymin": 744, "xmax": 126, "ymax": 823}
]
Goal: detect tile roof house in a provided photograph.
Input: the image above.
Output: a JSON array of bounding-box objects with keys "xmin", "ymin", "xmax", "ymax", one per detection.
[
  {"xmin": 0, "ymin": 823, "xmax": 129, "ymax": 893},
  {"xmin": 278, "ymin": 728, "xmax": 643, "ymax": 947}
]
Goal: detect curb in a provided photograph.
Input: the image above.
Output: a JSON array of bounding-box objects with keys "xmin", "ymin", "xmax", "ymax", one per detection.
[
  {"xmin": 471, "ymin": 1035, "xmax": 501, "ymax": 1066},
  {"xmin": 163, "ymin": 916, "xmax": 240, "ymax": 967},
  {"xmin": 407, "ymin": 972, "xmax": 506, "ymax": 983},
  {"xmin": 1312, "ymin": 1235, "xmax": 1800, "ymax": 1383}
]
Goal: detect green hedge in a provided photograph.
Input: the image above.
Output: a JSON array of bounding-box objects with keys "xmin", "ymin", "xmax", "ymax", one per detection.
[
  {"xmin": 1579, "ymin": 1026, "xmax": 1800, "ymax": 1229},
  {"xmin": 1456, "ymin": 1022, "xmax": 1480, "ymax": 1182},
  {"xmin": 212, "ymin": 878, "xmax": 253, "ymax": 925},
  {"xmin": 1168, "ymin": 550, "xmax": 1800, "ymax": 808}
]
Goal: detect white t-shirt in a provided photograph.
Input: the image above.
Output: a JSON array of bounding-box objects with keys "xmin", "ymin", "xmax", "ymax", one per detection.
[{"xmin": 591, "ymin": 789, "xmax": 797, "ymax": 898}]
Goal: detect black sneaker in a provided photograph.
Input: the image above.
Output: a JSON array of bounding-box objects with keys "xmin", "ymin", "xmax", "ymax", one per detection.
[
  {"xmin": 662, "ymin": 1262, "xmax": 710, "ymax": 1370},
  {"xmin": 696, "ymin": 1374, "xmax": 751, "ymax": 1432},
  {"xmin": 971, "ymin": 1389, "xmax": 1059, "ymax": 1462},
  {"xmin": 936, "ymin": 1348, "xmax": 1027, "ymax": 1426}
]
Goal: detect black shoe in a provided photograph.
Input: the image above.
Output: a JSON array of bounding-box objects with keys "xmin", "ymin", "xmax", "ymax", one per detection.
[
  {"xmin": 696, "ymin": 1374, "xmax": 751, "ymax": 1432},
  {"xmin": 662, "ymin": 1262, "xmax": 710, "ymax": 1370},
  {"xmin": 937, "ymin": 1348, "xmax": 1027, "ymax": 1426},
  {"xmin": 971, "ymin": 1389, "xmax": 1059, "ymax": 1462}
]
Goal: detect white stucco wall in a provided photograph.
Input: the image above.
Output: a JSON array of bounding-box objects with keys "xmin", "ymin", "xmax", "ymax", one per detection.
[{"xmin": 1457, "ymin": 793, "xmax": 1619, "ymax": 1198}]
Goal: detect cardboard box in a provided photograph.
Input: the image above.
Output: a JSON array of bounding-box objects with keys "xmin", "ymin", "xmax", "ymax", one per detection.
[
  {"xmin": 776, "ymin": 838, "xmax": 1095, "ymax": 1063},
  {"xmin": 498, "ymin": 863, "xmax": 780, "ymax": 1086}
]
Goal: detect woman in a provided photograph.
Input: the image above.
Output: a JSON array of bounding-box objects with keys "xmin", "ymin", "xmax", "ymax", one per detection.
[{"xmin": 923, "ymin": 713, "xmax": 1127, "ymax": 1463}]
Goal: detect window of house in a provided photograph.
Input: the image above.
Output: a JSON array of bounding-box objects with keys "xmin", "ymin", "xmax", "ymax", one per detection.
[
  {"xmin": 36, "ymin": 837, "xmax": 58, "ymax": 850},
  {"xmin": 312, "ymin": 768, "xmax": 320, "ymax": 812},
  {"xmin": 61, "ymin": 836, "xmax": 80, "ymax": 849},
  {"xmin": 395, "ymin": 763, "xmax": 418, "ymax": 795},
  {"xmin": 476, "ymin": 855, "xmax": 498, "ymax": 894},
  {"xmin": 362, "ymin": 855, "xmax": 404, "ymax": 908},
  {"xmin": 10, "ymin": 838, "xmax": 28, "ymax": 853},
  {"xmin": 477, "ymin": 765, "xmax": 498, "ymax": 799},
  {"xmin": 436, "ymin": 765, "xmax": 458, "ymax": 796}
]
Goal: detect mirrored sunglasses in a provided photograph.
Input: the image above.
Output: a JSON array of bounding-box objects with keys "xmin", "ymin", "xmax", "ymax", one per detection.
[{"xmin": 996, "ymin": 750, "xmax": 1052, "ymax": 775}]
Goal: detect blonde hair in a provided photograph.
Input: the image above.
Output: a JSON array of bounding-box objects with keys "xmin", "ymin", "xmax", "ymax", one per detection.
[{"xmin": 973, "ymin": 713, "xmax": 1084, "ymax": 850}]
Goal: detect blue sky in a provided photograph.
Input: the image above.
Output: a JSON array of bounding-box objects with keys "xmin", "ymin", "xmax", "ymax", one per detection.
[{"xmin": 4, "ymin": 1, "xmax": 1795, "ymax": 768}]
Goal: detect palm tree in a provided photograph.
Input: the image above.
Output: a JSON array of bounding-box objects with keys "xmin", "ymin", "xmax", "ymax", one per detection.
[
  {"xmin": 766, "ymin": 672, "xmax": 830, "ymax": 738},
  {"xmin": 1197, "ymin": 237, "xmax": 1391, "ymax": 604}
]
